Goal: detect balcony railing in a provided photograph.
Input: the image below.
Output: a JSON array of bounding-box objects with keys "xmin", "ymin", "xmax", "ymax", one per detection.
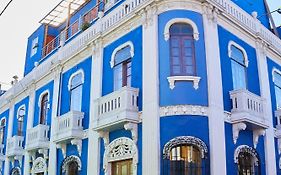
[
  {"xmin": 6, "ymin": 136, "xmax": 24, "ymax": 157},
  {"xmin": 93, "ymin": 86, "xmax": 139, "ymax": 131},
  {"xmin": 25, "ymin": 124, "xmax": 50, "ymax": 151},
  {"xmin": 229, "ymin": 89, "xmax": 269, "ymax": 128},
  {"xmin": 53, "ymin": 111, "xmax": 84, "ymax": 143}
]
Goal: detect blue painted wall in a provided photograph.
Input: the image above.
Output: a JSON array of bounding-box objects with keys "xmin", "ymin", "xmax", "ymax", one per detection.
[
  {"xmin": 102, "ymin": 26, "xmax": 143, "ymax": 110},
  {"xmin": 160, "ymin": 116, "xmax": 210, "ymax": 174},
  {"xmin": 224, "ymin": 122, "xmax": 266, "ymax": 175},
  {"xmin": 158, "ymin": 10, "xmax": 208, "ymax": 107},
  {"xmin": 230, "ymin": 0, "xmax": 270, "ymax": 28},
  {"xmin": 33, "ymin": 81, "xmax": 54, "ymax": 127},
  {"xmin": 57, "ymin": 139, "xmax": 88, "ymax": 175},
  {"xmin": 218, "ymin": 26, "xmax": 261, "ymax": 112},
  {"xmin": 0, "ymin": 109, "xmax": 9, "ymax": 174},
  {"xmin": 60, "ymin": 57, "xmax": 92, "ymax": 129},
  {"xmin": 24, "ymin": 25, "xmax": 45, "ymax": 76}
]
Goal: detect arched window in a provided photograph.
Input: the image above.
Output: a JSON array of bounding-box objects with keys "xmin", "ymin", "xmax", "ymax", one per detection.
[
  {"xmin": 273, "ymin": 70, "xmax": 281, "ymax": 110},
  {"xmin": 234, "ymin": 145, "xmax": 260, "ymax": 175},
  {"xmin": 111, "ymin": 42, "xmax": 134, "ymax": 91},
  {"xmin": 169, "ymin": 23, "xmax": 196, "ymax": 76},
  {"xmin": 61, "ymin": 155, "xmax": 81, "ymax": 175},
  {"xmin": 228, "ymin": 42, "xmax": 248, "ymax": 90},
  {"xmin": 163, "ymin": 136, "xmax": 208, "ymax": 175},
  {"xmin": 69, "ymin": 71, "xmax": 84, "ymax": 111},
  {"xmin": 0, "ymin": 118, "xmax": 5, "ymax": 144},
  {"xmin": 40, "ymin": 93, "xmax": 49, "ymax": 125},
  {"xmin": 17, "ymin": 106, "xmax": 25, "ymax": 136},
  {"xmin": 10, "ymin": 167, "xmax": 21, "ymax": 175}
]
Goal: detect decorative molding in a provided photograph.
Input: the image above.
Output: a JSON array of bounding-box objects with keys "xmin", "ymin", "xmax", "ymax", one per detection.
[
  {"xmin": 31, "ymin": 157, "xmax": 47, "ymax": 175},
  {"xmin": 157, "ymin": 0, "xmax": 202, "ymax": 15},
  {"xmin": 163, "ymin": 136, "xmax": 208, "ymax": 159},
  {"xmin": 232, "ymin": 122, "xmax": 247, "ymax": 144},
  {"xmin": 160, "ymin": 105, "xmax": 208, "ymax": 117},
  {"xmin": 16, "ymin": 104, "xmax": 26, "ymax": 119},
  {"xmin": 164, "ymin": 18, "xmax": 199, "ymax": 41},
  {"xmin": 228, "ymin": 41, "xmax": 249, "ymax": 67},
  {"xmin": 202, "ymin": 3, "xmax": 218, "ymax": 24},
  {"xmin": 10, "ymin": 167, "xmax": 21, "ymax": 175},
  {"xmin": 234, "ymin": 145, "xmax": 259, "ymax": 166},
  {"xmin": 110, "ymin": 41, "xmax": 134, "ymax": 68},
  {"xmin": 56, "ymin": 143, "xmax": 67, "ymax": 158},
  {"xmin": 99, "ymin": 131, "xmax": 109, "ymax": 147},
  {"xmin": 71, "ymin": 139, "xmax": 83, "ymax": 156},
  {"xmin": 139, "ymin": 5, "xmax": 158, "ymax": 29},
  {"xmin": 61, "ymin": 155, "xmax": 82, "ymax": 173},
  {"xmin": 37, "ymin": 90, "xmax": 50, "ymax": 107},
  {"xmin": 124, "ymin": 122, "xmax": 138, "ymax": 144},
  {"xmin": 103, "ymin": 137, "xmax": 138, "ymax": 175},
  {"xmin": 253, "ymin": 129, "xmax": 265, "ymax": 148},
  {"xmin": 167, "ymin": 76, "xmax": 201, "ymax": 90},
  {"xmin": 67, "ymin": 69, "xmax": 85, "ymax": 91}
]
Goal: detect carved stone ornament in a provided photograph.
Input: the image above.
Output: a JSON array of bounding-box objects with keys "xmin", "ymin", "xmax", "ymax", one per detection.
[
  {"xmin": 103, "ymin": 137, "xmax": 138, "ymax": 175},
  {"xmin": 61, "ymin": 155, "xmax": 82, "ymax": 173},
  {"xmin": 163, "ymin": 136, "xmax": 208, "ymax": 159},
  {"xmin": 160, "ymin": 105, "xmax": 208, "ymax": 117},
  {"xmin": 31, "ymin": 157, "xmax": 47, "ymax": 174},
  {"xmin": 232, "ymin": 122, "xmax": 247, "ymax": 144},
  {"xmin": 10, "ymin": 167, "xmax": 21, "ymax": 175},
  {"xmin": 234, "ymin": 145, "xmax": 259, "ymax": 166}
]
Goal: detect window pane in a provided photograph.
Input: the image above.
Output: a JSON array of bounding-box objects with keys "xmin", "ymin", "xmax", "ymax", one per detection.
[
  {"xmin": 172, "ymin": 66, "xmax": 181, "ymax": 75},
  {"xmin": 171, "ymin": 48, "xmax": 180, "ymax": 57},
  {"xmin": 274, "ymin": 72, "xmax": 281, "ymax": 88},
  {"xmin": 183, "ymin": 48, "xmax": 192, "ymax": 57},
  {"xmin": 231, "ymin": 60, "xmax": 247, "ymax": 90},
  {"xmin": 115, "ymin": 46, "xmax": 131, "ymax": 65},
  {"xmin": 71, "ymin": 85, "xmax": 82, "ymax": 111},
  {"xmin": 171, "ymin": 38, "xmax": 180, "ymax": 47},
  {"xmin": 114, "ymin": 64, "xmax": 123, "ymax": 91},
  {"xmin": 172, "ymin": 57, "xmax": 180, "ymax": 65},
  {"xmin": 184, "ymin": 56, "xmax": 193, "ymax": 65},
  {"xmin": 185, "ymin": 65, "xmax": 194, "ymax": 75},
  {"xmin": 71, "ymin": 73, "xmax": 83, "ymax": 89},
  {"xmin": 183, "ymin": 39, "xmax": 192, "ymax": 47},
  {"xmin": 231, "ymin": 45, "xmax": 245, "ymax": 65},
  {"xmin": 275, "ymin": 86, "xmax": 281, "ymax": 109}
]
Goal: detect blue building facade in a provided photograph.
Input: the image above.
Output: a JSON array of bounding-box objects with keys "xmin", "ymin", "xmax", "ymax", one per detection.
[{"xmin": 0, "ymin": 0, "xmax": 280, "ymax": 175}]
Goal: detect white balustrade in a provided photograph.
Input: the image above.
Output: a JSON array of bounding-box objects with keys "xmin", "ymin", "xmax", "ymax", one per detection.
[
  {"xmin": 6, "ymin": 136, "xmax": 24, "ymax": 157},
  {"xmin": 93, "ymin": 86, "xmax": 139, "ymax": 130},
  {"xmin": 53, "ymin": 111, "xmax": 84, "ymax": 143},
  {"xmin": 230, "ymin": 89, "xmax": 268, "ymax": 128},
  {"xmin": 26, "ymin": 124, "xmax": 50, "ymax": 151}
]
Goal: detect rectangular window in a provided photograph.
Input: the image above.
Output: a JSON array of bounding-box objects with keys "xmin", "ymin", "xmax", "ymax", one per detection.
[
  {"xmin": 112, "ymin": 159, "xmax": 133, "ymax": 175},
  {"xmin": 70, "ymin": 86, "xmax": 83, "ymax": 111},
  {"xmin": 231, "ymin": 60, "xmax": 247, "ymax": 90},
  {"xmin": 274, "ymin": 72, "xmax": 281, "ymax": 109},
  {"xmin": 114, "ymin": 60, "xmax": 131, "ymax": 91},
  {"xmin": 31, "ymin": 37, "xmax": 39, "ymax": 57}
]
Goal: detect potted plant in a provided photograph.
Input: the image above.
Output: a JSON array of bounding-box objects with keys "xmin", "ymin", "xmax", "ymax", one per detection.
[{"xmin": 81, "ymin": 22, "xmax": 90, "ymax": 31}]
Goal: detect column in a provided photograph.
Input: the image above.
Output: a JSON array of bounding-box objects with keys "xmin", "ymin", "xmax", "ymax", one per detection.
[
  {"xmin": 255, "ymin": 39, "xmax": 277, "ymax": 175},
  {"xmin": 142, "ymin": 5, "xmax": 160, "ymax": 175},
  {"xmin": 87, "ymin": 38, "xmax": 104, "ymax": 175},
  {"xmin": 24, "ymin": 84, "xmax": 36, "ymax": 175},
  {"xmin": 202, "ymin": 4, "xmax": 227, "ymax": 175},
  {"xmin": 48, "ymin": 65, "xmax": 62, "ymax": 175},
  {"xmin": 4, "ymin": 99, "xmax": 15, "ymax": 175}
]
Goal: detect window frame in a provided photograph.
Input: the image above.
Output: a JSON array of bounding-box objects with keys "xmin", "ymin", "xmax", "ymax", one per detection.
[
  {"xmin": 17, "ymin": 105, "xmax": 26, "ymax": 136},
  {"xmin": 0, "ymin": 117, "xmax": 6, "ymax": 144},
  {"xmin": 38, "ymin": 91, "xmax": 50, "ymax": 125},
  {"xmin": 68, "ymin": 70, "xmax": 85, "ymax": 112}
]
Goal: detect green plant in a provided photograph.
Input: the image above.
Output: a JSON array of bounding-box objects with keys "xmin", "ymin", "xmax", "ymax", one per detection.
[{"xmin": 81, "ymin": 22, "xmax": 90, "ymax": 31}]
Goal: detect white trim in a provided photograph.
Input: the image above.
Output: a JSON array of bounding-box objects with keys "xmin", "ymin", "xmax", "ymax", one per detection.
[
  {"xmin": 16, "ymin": 105, "xmax": 26, "ymax": 119},
  {"xmin": 228, "ymin": 41, "xmax": 249, "ymax": 67},
  {"xmin": 167, "ymin": 76, "xmax": 201, "ymax": 90},
  {"xmin": 159, "ymin": 105, "xmax": 208, "ymax": 117},
  {"xmin": 0, "ymin": 117, "xmax": 6, "ymax": 127},
  {"xmin": 103, "ymin": 137, "xmax": 138, "ymax": 175},
  {"xmin": 37, "ymin": 90, "xmax": 50, "ymax": 108},
  {"xmin": 61, "ymin": 155, "xmax": 82, "ymax": 173},
  {"xmin": 110, "ymin": 41, "xmax": 134, "ymax": 68},
  {"xmin": 163, "ymin": 18, "xmax": 199, "ymax": 41},
  {"xmin": 31, "ymin": 157, "xmax": 47, "ymax": 175},
  {"xmin": 272, "ymin": 68, "xmax": 281, "ymax": 84},
  {"xmin": 234, "ymin": 145, "xmax": 259, "ymax": 166},
  {"xmin": 67, "ymin": 69, "xmax": 85, "ymax": 91},
  {"xmin": 11, "ymin": 167, "xmax": 21, "ymax": 175}
]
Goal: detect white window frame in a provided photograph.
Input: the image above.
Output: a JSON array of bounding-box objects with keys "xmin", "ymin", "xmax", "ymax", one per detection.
[
  {"xmin": 68, "ymin": 70, "xmax": 85, "ymax": 112},
  {"xmin": 110, "ymin": 41, "xmax": 134, "ymax": 68},
  {"xmin": 228, "ymin": 41, "xmax": 249, "ymax": 67},
  {"xmin": 37, "ymin": 90, "xmax": 50, "ymax": 125},
  {"xmin": 31, "ymin": 37, "xmax": 39, "ymax": 57}
]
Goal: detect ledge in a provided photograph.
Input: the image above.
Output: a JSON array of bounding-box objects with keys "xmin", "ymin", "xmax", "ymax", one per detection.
[{"xmin": 167, "ymin": 76, "xmax": 201, "ymax": 90}]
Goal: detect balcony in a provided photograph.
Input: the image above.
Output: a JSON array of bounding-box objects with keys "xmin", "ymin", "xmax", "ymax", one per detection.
[
  {"xmin": 6, "ymin": 136, "xmax": 24, "ymax": 165},
  {"xmin": 25, "ymin": 124, "xmax": 50, "ymax": 151},
  {"xmin": 53, "ymin": 111, "xmax": 84, "ymax": 157},
  {"xmin": 229, "ymin": 89, "xmax": 269, "ymax": 147},
  {"xmin": 93, "ymin": 86, "xmax": 139, "ymax": 131}
]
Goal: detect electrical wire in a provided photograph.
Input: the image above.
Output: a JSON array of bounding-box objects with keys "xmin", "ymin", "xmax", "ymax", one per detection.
[{"xmin": 0, "ymin": 0, "xmax": 14, "ymax": 16}]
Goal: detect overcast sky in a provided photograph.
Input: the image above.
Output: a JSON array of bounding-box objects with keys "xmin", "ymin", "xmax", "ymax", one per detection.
[{"xmin": 0, "ymin": 0, "xmax": 280, "ymax": 90}]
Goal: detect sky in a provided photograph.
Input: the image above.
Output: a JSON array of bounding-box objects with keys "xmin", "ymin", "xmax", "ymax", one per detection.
[{"xmin": 0, "ymin": 0, "xmax": 280, "ymax": 91}]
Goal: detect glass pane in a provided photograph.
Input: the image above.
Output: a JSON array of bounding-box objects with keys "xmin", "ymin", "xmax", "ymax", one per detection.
[
  {"xmin": 172, "ymin": 48, "xmax": 180, "ymax": 57},
  {"xmin": 70, "ymin": 85, "xmax": 82, "ymax": 111},
  {"xmin": 185, "ymin": 65, "xmax": 194, "ymax": 75},
  {"xmin": 114, "ymin": 64, "xmax": 123, "ymax": 91},
  {"xmin": 231, "ymin": 60, "xmax": 247, "ymax": 90},
  {"xmin": 274, "ymin": 72, "xmax": 281, "ymax": 88},
  {"xmin": 184, "ymin": 56, "xmax": 193, "ymax": 65},
  {"xmin": 183, "ymin": 39, "xmax": 192, "ymax": 47},
  {"xmin": 183, "ymin": 48, "xmax": 192, "ymax": 57},
  {"xmin": 231, "ymin": 45, "xmax": 245, "ymax": 65},
  {"xmin": 172, "ymin": 66, "xmax": 181, "ymax": 75},
  {"xmin": 275, "ymin": 86, "xmax": 281, "ymax": 109},
  {"xmin": 171, "ymin": 38, "xmax": 180, "ymax": 47},
  {"xmin": 71, "ymin": 73, "xmax": 83, "ymax": 89},
  {"xmin": 115, "ymin": 46, "xmax": 131, "ymax": 65},
  {"xmin": 121, "ymin": 164, "xmax": 127, "ymax": 174}
]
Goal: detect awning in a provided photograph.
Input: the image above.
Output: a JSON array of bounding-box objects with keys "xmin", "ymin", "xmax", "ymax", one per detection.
[{"xmin": 39, "ymin": 0, "xmax": 88, "ymax": 27}]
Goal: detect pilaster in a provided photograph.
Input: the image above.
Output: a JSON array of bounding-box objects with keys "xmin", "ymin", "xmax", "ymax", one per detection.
[
  {"xmin": 255, "ymin": 39, "xmax": 277, "ymax": 175},
  {"xmin": 202, "ymin": 3, "xmax": 227, "ymax": 175},
  {"xmin": 87, "ymin": 38, "xmax": 104, "ymax": 175},
  {"xmin": 141, "ymin": 4, "xmax": 160, "ymax": 175}
]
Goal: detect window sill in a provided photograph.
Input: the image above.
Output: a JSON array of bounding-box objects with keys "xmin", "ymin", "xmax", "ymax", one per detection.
[{"xmin": 167, "ymin": 76, "xmax": 201, "ymax": 90}]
